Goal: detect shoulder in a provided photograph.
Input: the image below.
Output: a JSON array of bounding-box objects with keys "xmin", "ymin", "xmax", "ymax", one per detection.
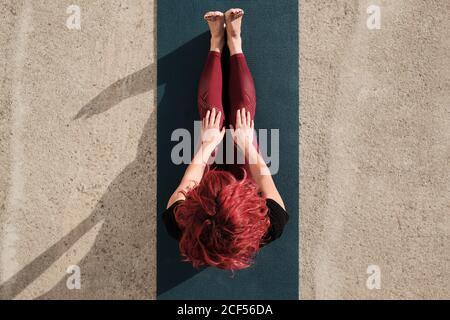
[
  {"xmin": 266, "ymin": 198, "xmax": 289, "ymax": 223},
  {"xmin": 263, "ymin": 198, "xmax": 289, "ymax": 243},
  {"xmin": 162, "ymin": 200, "xmax": 184, "ymax": 241}
]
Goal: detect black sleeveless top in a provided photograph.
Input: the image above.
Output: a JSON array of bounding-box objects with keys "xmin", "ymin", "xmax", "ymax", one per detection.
[{"xmin": 162, "ymin": 198, "xmax": 289, "ymax": 246}]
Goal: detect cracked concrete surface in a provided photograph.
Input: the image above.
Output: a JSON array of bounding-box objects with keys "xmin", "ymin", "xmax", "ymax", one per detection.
[{"xmin": 0, "ymin": 0, "xmax": 449, "ymax": 299}]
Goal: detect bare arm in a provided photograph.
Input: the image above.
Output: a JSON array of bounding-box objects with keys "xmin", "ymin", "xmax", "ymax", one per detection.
[
  {"xmin": 245, "ymin": 143, "xmax": 285, "ymax": 209},
  {"xmin": 167, "ymin": 108, "xmax": 225, "ymax": 209},
  {"xmin": 166, "ymin": 144, "xmax": 215, "ymax": 208},
  {"xmin": 230, "ymin": 108, "xmax": 285, "ymax": 210}
]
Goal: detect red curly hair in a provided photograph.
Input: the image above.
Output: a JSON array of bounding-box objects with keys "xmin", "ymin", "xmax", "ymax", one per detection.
[{"xmin": 174, "ymin": 168, "xmax": 270, "ymax": 271}]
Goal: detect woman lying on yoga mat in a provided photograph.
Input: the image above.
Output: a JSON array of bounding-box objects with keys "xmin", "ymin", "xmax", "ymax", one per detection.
[{"xmin": 163, "ymin": 8, "xmax": 288, "ymax": 271}]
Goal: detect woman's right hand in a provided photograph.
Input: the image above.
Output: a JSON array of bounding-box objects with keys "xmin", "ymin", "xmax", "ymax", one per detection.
[
  {"xmin": 230, "ymin": 107, "xmax": 255, "ymax": 152},
  {"xmin": 200, "ymin": 108, "xmax": 226, "ymax": 151}
]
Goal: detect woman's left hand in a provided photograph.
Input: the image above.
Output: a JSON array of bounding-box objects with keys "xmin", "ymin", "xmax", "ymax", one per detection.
[{"xmin": 200, "ymin": 108, "xmax": 225, "ymax": 151}]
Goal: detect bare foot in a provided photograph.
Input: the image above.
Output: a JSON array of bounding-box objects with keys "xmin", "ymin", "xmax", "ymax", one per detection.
[
  {"xmin": 225, "ymin": 8, "xmax": 244, "ymax": 55},
  {"xmin": 204, "ymin": 11, "xmax": 225, "ymax": 53}
]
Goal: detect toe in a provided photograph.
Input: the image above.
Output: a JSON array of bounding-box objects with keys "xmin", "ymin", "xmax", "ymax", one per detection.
[
  {"xmin": 228, "ymin": 8, "xmax": 243, "ymax": 17},
  {"xmin": 204, "ymin": 11, "xmax": 216, "ymax": 20}
]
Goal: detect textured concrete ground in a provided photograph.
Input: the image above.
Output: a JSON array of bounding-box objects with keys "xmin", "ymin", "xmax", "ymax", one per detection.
[
  {"xmin": 0, "ymin": 0, "xmax": 449, "ymax": 299},
  {"xmin": 301, "ymin": 0, "xmax": 450, "ymax": 299},
  {"xmin": 1, "ymin": 0, "xmax": 156, "ymax": 299}
]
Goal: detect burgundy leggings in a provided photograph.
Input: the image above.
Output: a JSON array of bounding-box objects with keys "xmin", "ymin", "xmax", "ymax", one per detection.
[{"xmin": 197, "ymin": 51, "xmax": 257, "ymax": 179}]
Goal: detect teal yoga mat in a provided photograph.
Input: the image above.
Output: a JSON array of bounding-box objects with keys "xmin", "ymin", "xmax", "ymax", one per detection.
[{"xmin": 157, "ymin": 0, "xmax": 299, "ymax": 299}]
